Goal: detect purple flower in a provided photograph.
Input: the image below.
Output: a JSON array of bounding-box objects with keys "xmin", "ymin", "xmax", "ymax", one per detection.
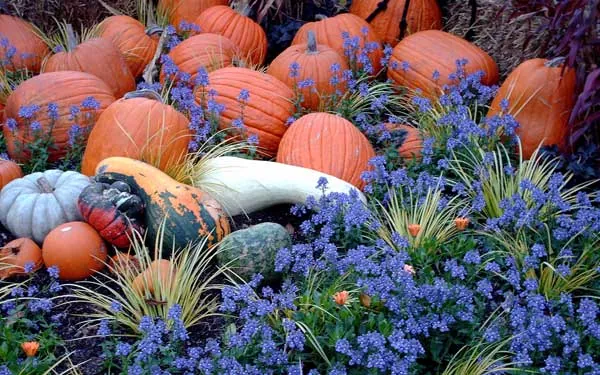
[
  {"xmin": 115, "ymin": 342, "xmax": 132, "ymax": 356},
  {"xmin": 47, "ymin": 265, "xmax": 60, "ymax": 279},
  {"xmin": 81, "ymin": 96, "xmax": 100, "ymax": 110},
  {"xmin": 289, "ymin": 62, "xmax": 300, "ymax": 78},
  {"xmin": 97, "ymin": 319, "xmax": 111, "ymax": 336},
  {"xmin": 47, "ymin": 103, "xmax": 59, "ymax": 120},
  {"xmin": 6, "ymin": 118, "xmax": 17, "ymax": 131},
  {"xmin": 18, "ymin": 104, "xmax": 40, "ymax": 119},
  {"xmin": 238, "ymin": 89, "xmax": 250, "ymax": 102}
]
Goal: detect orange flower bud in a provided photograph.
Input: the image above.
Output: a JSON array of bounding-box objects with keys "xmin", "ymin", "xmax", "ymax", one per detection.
[
  {"xmin": 455, "ymin": 217, "xmax": 470, "ymax": 230},
  {"xmin": 333, "ymin": 291, "xmax": 349, "ymax": 306},
  {"xmin": 21, "ymin": 341, "xmax": 39, "ymax": 357},
  {"xmin": 359, "ymin": 292, "xmax": 371, "ymax": 308},
  {"xmin": 408, "ymin": 223, "xmax": 421, "ymax": 237}
]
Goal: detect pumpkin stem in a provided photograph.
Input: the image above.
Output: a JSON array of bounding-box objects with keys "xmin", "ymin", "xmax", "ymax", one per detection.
[
  {"xmin": 36, "ymin": 177, "xmax": 54, "ymax": 193},
  {"xmin": 145, "ymin": 25, "xmax": 164, "ymax": 36},
  {"xmin": 124, "ymin": 89, "xmax": 164, "ymax": 102},
  {"xmin": 306, "ymin": 31, "xmax": 318, "ymax": 54},
  {"xmin": 315, "ymin": 14, "xmax": 328, "ymax": 21},
  {"xmin": 65, "ymin": 23, "xmax": 78, "ymax": 52},
  {"xmin": 545, "ymin": 56, "xmax": 567, "ymax": 68}
]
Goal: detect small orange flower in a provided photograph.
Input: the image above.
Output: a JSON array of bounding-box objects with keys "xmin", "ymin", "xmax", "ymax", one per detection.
[
  {"xmin": 455, "ymin": 217, "xmax": 470, "ymax": 231},
  {"xmin": 408, "ymin": 223, "xmax": 421, "ymax": 237},
  {"xmin": 21, "ymin": 341, "xmax": 39, "ymax": 357},
  {"xmin": 359, "ymin": 292, "xmax": 371, "ymax": 308},
  {"xmin": 403, "ymin": 264, "xmax": 416, "ymax": 275},
  {"xmin": 333, "ymin": 291, "xmax": 349, "ymax": 306}
]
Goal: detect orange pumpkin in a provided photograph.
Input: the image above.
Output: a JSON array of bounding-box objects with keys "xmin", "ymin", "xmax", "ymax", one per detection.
[
  {"xmin": 42, "ymin": 221, "xmax": 108, "ymax": 281},
  {"xmin": 42, "ymin": 26, "xmax": 135, "ymax": 98},
  {"xmin": 194, "ymin": 5, "xmax": 268, "ymax": 65},
  {"xmin": 4, "ymin": 71, "xmax": 116, "ymax": 162},
  {"xmin": 387, "ymin": 30, "xmax": 499, "ymax": 98},
  {"xmin": 159, "ymin": 33, "xmax": 239, "ymax": 84},
  {"xmin": 350, "ymin": 0, "xmax": 442, "ymax": 47},
  {"xmin": 199, "ymin": 67, "xmax": 295, "ymax": 157},
  {"xmin": 81, "ymin": 90, "xmax": 191, "ymax": 176},
  {"xmin": 131, "ymin": 259, "xmax": 175, "ymax": 295},
  {"xmin": 487, "ymin": 58, "xmax": 577, "ymax": 159},
  {"xmin": 386, "ymin": 123, "xmax": 423, "ymax": 160},
  {"xmin": 0, "ymin": 15, "xmax": 50, "ymax": 72},
  {"xmin": 0, "ymin": 159, "xmax": 23, "ymax": 190},
  {"xmin": 158, "ymin": 0, "xmax": 228, "ymax": 31},
  {"xmin": 267, "ymin": 31, "xmax": 349, "ymax": 111},
  {"xmin": 98, "ymin": 15, "xmax": 159, "ymax": 78},
  {"xmin": 276, "ymin": 112, "xmax": 376, "ymax": 190},
  {"xmin": 0, "ymin": 238, "xmax": 43, "ymax": 279},
  {"xmin": 291, "ymin": 13, "xmax": 384, "ymax": 74}
]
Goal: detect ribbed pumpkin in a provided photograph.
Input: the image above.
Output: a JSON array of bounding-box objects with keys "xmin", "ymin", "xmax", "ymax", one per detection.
[
  {"xmin": 276, "ymin": 112, "xmax": 376, "ymax": 190},
  {"xmin": 385, "ymin": 123, "xmax": 423, "ymax": 160},
  {"xmin": 0, "ymin": 238, "xmax": 43, "ymax": 280},
  {"xmin": 159, "ymin": 33, "xmax": 239, "ymax": 84},
  {"xmin": 98, "ymin": 15, "xmax": 159, "ymax": 78},
  {"xmin": 95, "ymin": 157, "xmax": 230, "ymax": 256},
  {"xmin": 291, "ymin": 13, "xmax": 384, "ymax": 74},
  {"xmin": 388, "ymin": 30, "xmax": 499, "ymax": 98},
  {"xmin": 158, "ymin": 0, "xmax": 228, "ymax": 30},
  {"xmin": 194, "ymin": 4, "xmax": 268, "ymax": 65},
  {"xmin": 42, "ymin": 25, "xmax": 135, "ymax": 98},
  {"xmin": 267, "ymin": 31, "xmax": 349, "ymax": 111},
  {"xmin": 199, "ymin": 67, "xmax": 295, "ymax": 157},
  {"xmin": 0, "ymin": 15, "xmax": 50, "ymax": 72},
  {"xmin": 350, "ymin": 0, "xmax": 442, "ymax": 46},
  {"xmin": 487, "ymin": 58, "xmax": 577, "ymax": 159},
  {"xmin": 42, "ymin": 221, "xmax": 107, "ymax": 281},
  {"xmin": 81, "ymin": 90, "xmax": 191, "ymax": 176},
  {"xmin": 0, "ymin": 159, "xmax": 23, "ymax": 191},
  {"xmin": 4, "ymin": 71, "xmax": 115, "ymax": 162},
  {"xmin": 131, "ymin": 259, "xmax": 175, "ymax": 295}
]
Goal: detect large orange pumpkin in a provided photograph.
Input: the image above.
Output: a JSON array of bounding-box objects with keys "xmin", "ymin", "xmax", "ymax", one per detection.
[
  {"xmin": 291, "ymin": 13, "xmax": 384, "ymax": 74},
  {"xmin": 0, "ymin": 15, "xmax": 50, "ymax": 72},
  {"xmin": 267, "ymin": 31, "xmax": 349, "ymax": 111},
  {"xmin": 350, "ymin": 0, "xmax": 442, "ymax": 47},
  {"xmin": 487, "ymin": 58, "xmax": 576, "ymax": 159},
  {"xmin": 0, "ymin": 238, "xmax": 43, "ymax": 279},
  {"xmin": 42, "ymin": 221, "xmax": 108, "ymax": 281},
  {"xmin": 0, "ymin": 159, "xmax": 23, "ymax": 190},
  {"xmin": 387, "ymin": 30, "xmax": 499, "ymax": 98},
  {"xmin": 194, "ymin": 5, "xmax": 268, "ymax": 65},
  {"xmin": 42, "ymin": 27, "xmax": 135, "ymax": 98},
  {"xmin": 81, "ymin": 90, "xmax": 191, "ymax": 176},
  {"xmin": 199, "ymin": 67, "xmax": 295, "ymax": 157},
  {"xmin": 158, "ymin": 0, "xmax": 228, "ymax": 30},
  {"xmin": 159, "ymin": 33, "xmax": 239, "ymax": 84},
  {"xmin": 4, "ymin": 71, "xmax": 116, "ymax": 162},
  {"xmin": 98, "ymin": 15, "xmax": 159, "ymax": 78},
  {"xmin": 276, "ymin": 112, "xmax": 376, "ymax": 190}
]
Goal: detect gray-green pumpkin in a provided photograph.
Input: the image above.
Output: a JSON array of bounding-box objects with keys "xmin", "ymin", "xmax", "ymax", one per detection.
[{"xmin": 218, "ymin": 222, "xmax": 292, "ymax": 282}]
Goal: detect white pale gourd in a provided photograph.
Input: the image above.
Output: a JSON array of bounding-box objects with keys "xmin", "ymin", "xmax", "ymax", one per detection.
[
  {"xmin": 195, "ymin": 156, "xmax": 367, "ymax": 216},
  {"xmin": 0, "ymin": 170, "xmax": 91, "ymax": 244}
]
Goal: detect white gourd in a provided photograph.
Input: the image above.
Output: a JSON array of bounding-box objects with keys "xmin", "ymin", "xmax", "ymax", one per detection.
[
  {"xmin": 195, "ymin": 156, "xmax": 367, "ymax": 216},
  {"xmin": 0, "ymin": 170, "xmax": 91, "ymax": 244}
]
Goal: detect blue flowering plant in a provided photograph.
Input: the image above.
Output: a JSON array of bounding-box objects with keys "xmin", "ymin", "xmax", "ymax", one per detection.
[{"xmin": 0, "ymin": 265, "xmax": 66, "ymax": 373}]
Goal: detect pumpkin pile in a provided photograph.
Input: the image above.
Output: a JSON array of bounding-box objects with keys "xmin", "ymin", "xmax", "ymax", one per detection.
[{"xmin": 0, "ymin": 0, "xmax": 579, "ymax": 286}]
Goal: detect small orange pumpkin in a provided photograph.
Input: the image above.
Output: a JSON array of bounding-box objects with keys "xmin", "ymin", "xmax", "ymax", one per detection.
[
  {"xmin": 194, "ymin": 4, "xmax": 268, "ymax": 65},
  {"xmin": 385, "ymin": 123, "xmax": 423, "ymax": 160},
  {"xmin": 0, "ymin": 15, "xmax": 50, "ymax": 72},
  {"xmin": 42, "ymin": 222, "xmax": 108, "ymax": 281},
  {"xmin": 159, "ymin": 33, "xmax": 239, "ymax": 84},
  {"xmin": 291, "ymin": 13, "xmax": 384, "ymax": 74},
  {"xmin": 131, "ymin": 259, "xmax": 175, "ymax": 295},
  {"xmin": 267, "ymin": 31, "xmax": 349, "ymax": 111},
  {"xmin": 276, "ymin": 112, "xmax": 376, "ymax": 190},
  {"xmin": 350, "ymin": 0, "xmax": 442, "ymax": 47},
  {"xmin": 487, "ymin": 58, "xmax": 576, "ymax": 159},
  {"xmin": 42, "ymin": 25, "xmax": 136, "ymax": 98},
  {"xmin": 387, "ymin": 30, "xmax": 499, "ymax": 98},
  {"xmin": 158, "ymin": 0, "xmax": 228, "ymax": 31},
  {"xmin": 98, "ymin": 15, "xmax": 159, "ymax": 78},
  {"xmin": 0, "ymin": 159, "xmax": 23, "ymax": 190},
  {"xmin": 0, "ymin": 238, "xmax": 43, "ymax": 279}
]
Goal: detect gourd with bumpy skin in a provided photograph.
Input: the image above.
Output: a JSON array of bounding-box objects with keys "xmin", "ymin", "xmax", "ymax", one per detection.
[
  {"xmin": 218, "ymin": 222, "xmax": 291, "ymax": 283},
  {"xmin": 95, "ymin": 157, "xmax": 230, "ymax": 257},
  {"xmin": 192, "ymin": 156, "xmax": 367, "ymax": 217},
  {"xmin": 0, "ymin": 170, "xmax": 91, "ymax": 244}
]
